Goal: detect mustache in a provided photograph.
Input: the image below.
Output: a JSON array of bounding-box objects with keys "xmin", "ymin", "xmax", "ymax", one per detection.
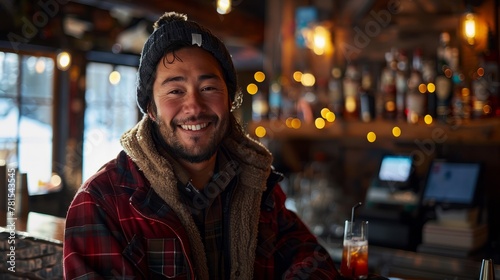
[{"xmin": 171, "ymin": 114, "xmax": 218, "ymax": 126}]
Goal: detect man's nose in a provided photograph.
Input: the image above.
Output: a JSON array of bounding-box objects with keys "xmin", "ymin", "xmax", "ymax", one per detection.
[{"xmin": 182, "ymin": 90, "xmax": 204, "ymax": 114}]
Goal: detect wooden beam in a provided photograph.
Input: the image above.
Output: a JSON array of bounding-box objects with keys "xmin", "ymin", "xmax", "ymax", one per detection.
[{"xmin": 72, "ymin": 0, "xmax": 265, "ymax": 46}]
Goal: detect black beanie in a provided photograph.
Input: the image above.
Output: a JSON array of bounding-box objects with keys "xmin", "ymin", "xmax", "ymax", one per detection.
[{"xmin": 136, "ymin": 12, "xmax": 241, "ymax": 114}]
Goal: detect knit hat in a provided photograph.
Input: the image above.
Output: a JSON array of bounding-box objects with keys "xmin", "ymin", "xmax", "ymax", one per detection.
[{"xmin": 136, "ymin": 12, "xmax": 242, "ymax": 114}]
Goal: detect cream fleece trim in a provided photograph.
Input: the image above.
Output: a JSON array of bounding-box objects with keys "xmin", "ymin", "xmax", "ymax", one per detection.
[
  {"xmin": 120, "ymin": 116, "xmax": 273, "ymax": 280},
  {"xmin": 222, "ymin": 130, "xmax": 273, "ymax": 279}
]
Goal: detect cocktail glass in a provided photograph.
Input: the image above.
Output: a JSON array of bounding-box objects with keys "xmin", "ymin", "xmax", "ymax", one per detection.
[{"xmin": 340, "ymin": 220, "xmax": 368, "ymax": 279}]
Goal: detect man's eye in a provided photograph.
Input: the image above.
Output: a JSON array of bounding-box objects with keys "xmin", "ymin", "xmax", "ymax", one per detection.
[
  {"xmin": 202, "ymin": 86, "xmax": 217, "ymax": 92},
  {"xmin": 168, "ymin": 89, "xmax": 184, "ymax": 95}
]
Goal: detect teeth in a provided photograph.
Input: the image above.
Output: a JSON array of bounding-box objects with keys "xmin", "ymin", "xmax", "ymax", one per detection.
[{"xmin": 181, "ymin": 123, "xmax": 208, "ymax": 131}]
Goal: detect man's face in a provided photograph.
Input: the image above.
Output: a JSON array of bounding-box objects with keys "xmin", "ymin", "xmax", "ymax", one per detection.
[{"xmin": 151, "ymin": 46, "xmax": 230, "ymax": 163}]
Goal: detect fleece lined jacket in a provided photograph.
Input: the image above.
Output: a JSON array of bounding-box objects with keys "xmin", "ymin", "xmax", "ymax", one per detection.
[{"xmin": 63, "ymin": 117, "xmax": 339, "ymax": 279}]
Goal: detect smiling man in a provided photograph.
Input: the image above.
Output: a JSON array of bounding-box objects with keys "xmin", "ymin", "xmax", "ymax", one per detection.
[{"xmin": 63, "ymin": 12, "xmax": 339, "ymax": 280}]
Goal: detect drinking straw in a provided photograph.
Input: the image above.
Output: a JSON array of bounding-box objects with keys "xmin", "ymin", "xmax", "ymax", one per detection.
[{"xmin": 350, "ymin": 202, "xmax": 363, "ymax": 224}]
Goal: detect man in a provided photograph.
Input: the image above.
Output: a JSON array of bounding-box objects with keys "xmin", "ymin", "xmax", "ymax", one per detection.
[{"xmin": 64, "ymin": 11, "xmax": 339, "ymax": 279}]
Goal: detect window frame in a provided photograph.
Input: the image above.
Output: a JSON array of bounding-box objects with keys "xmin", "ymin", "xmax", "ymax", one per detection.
[{"xmin": 0, "ymin": 45, "xmax": 63, "ymax": 195}]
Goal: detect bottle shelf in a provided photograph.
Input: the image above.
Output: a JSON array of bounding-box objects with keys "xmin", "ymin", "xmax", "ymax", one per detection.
[{"xmin": 247, "ymin": 118, "xmax": 500, "ymax": 145}]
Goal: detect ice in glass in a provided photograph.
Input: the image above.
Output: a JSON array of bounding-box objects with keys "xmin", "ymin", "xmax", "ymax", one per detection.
[{"xmin": 340, "ymin": 220, "xmax": 368, "ymax": 279}]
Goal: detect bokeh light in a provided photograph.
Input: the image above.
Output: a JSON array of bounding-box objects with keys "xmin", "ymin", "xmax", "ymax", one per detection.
[
  {"xmin": 392, "ymin": 126, "xmax": 401, "ymax": 137},
  {"xmin": 424, "ymin": 114, "xmax": 433, "ymax": 125},
  {"xmin": 315, "ymin": 118, "xmax": 326, "ymax": 129},
  {"xmin": 247, "ymin": 83, "xmax": 258, "ymax": 95},
  {"xmin": 367, "ymin": 132, "xmax": 376, "ymax": 143},
  {"xmin": 255, "ymin": 126, "xmax": 266, "ymax": 138},
  {"xmin": 254, "ymin": 71, "xmax": 265, "ymax": 82}
]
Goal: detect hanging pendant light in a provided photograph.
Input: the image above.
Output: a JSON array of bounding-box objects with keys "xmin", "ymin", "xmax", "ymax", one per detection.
[
  {"xmin": 217, "ymin": 0, "xmax": 232, "ymax": 15},
  {"xmin": 462, "ymin": 8, "xmax": 477, "ymax": 45}
]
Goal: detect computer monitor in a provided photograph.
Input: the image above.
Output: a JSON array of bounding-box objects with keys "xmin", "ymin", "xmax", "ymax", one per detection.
[
  {"xmin": 421, "ymin": 160, "xmax": 482, "ymax": 209},
  {"xmin": 376, "ymin": 154, "xmax": 414, "ymax": 190}
]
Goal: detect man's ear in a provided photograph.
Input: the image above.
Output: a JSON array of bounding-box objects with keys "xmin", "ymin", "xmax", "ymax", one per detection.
[
  {"xmin": 148, "ymin": 111, "xmax": 156, "ymax": 121},
  {"xmin": 147, "ymin": 102, "xmax": 157, "ymax": 122}
]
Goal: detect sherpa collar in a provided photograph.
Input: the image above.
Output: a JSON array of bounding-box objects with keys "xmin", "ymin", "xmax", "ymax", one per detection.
[{"xmin": 120, "ymin": 116, "xmax": 273, "ymax": 280}]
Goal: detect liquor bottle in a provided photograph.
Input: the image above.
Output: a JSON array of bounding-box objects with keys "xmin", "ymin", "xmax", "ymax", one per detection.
[
  {"xmin": 359, "ymin": 66, "xmax": 375, "ymax": 122},
  {"xmin": 434, "ymin": 32, "xmax": 454, "ymax": 122},
  {"xmin": 451, "ymin": 71, "xmax": 466, "ymax": 120},
  {"xmin": 436, "ymin": 32, "xmax": 452, "ymax": 71},
  {"xmin": 380, "ymin": 49, "xmax": 398, "ymax": 119},
  {"xmin": 268, "ymin": 79, "xmax": 282, "ymax": 120},
  {"xmin": 471, "ymin": 68, "xmax": 491, "ymax": 118},
  {"xmin": 484, "ymin": 31, "xmax": 499, "ymax": 117},
  {"xmin": 343, "ymin": 64, "xmax": 361, "ymax": 120},
  {"xmin": 406, "ymin": 48, "xmax": 426, "ymax": 123},
  {"xmin": 422, "ymin": 60, "xmax": 437, "ymax": 118},
  {"xmin": 328, "ymin": 67, "xmax": 344, "ymax": 118},
  {"xmin": 435, "ymin": 67, "xmax": 453, "ymax": 122},
  {"xmin": 477, "ymin": 30, "xmax": 499, "ymax": 117},
  {"xmin": 395, "ymin": 50, "xmax": 409, "ymax": 120}
]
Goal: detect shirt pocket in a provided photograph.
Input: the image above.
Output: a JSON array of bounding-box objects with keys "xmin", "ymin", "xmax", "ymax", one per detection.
[{"xmin": 147, "ymin": 238, "xmax": 187, "ymax": 278}]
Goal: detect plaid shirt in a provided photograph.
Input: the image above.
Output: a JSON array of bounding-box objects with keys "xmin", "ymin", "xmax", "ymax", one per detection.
[
  {"xmin": 177, "ymin": 152, "xmax": 238, "ymax": 279},
  {"xmin": 63, "ymin": 151, "xmax": 339, "ymax": 279}
]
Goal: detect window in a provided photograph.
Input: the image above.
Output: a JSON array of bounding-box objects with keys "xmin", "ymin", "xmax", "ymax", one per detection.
[
  {"xmin": 82, "ymin": 62, "xmax": 139, "ymax": 181},
  {"xmin": 0, "ymin": 51, "xmax": 56, "ymax": 195}
]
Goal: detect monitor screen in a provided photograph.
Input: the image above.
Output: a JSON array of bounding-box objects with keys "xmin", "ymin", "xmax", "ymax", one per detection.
[
  {"xmin": 378, "ymin": 155, "xmax": 413, "ymax": 183},
  {"xmin": 422, "ymin": 160, "xmax": 481, "ymax": 207}
]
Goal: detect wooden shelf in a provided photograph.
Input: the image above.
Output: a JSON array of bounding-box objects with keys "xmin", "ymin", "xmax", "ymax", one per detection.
[{"xmin": 247, "ymin": 118, "xmax": 500, "ymax": 145}]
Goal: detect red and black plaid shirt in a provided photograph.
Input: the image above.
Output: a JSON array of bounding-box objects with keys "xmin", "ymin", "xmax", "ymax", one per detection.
[
  {"xmin": 63, "ymin": 151, "xmax": 340, "ymax": 279},
  {"xmin": 177, "ymin": 150, "xmax": 238, "ymax": 280}
]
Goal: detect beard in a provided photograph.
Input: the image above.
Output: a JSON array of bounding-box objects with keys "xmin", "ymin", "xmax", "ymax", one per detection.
[{"xmin": 156, "ymin": 113, "xmax": 229, "ymax": 163}]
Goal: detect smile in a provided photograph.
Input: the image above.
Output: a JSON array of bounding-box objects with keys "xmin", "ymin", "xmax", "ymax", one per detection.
[{"xmin": 180, "ymin": 123, "xmax": 209, "ymax": 131}]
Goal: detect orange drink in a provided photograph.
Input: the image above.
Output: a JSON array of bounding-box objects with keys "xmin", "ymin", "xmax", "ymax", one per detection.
[{"xmin": 340, "ymin": 220, "xmax": 369, "ymax": 279}]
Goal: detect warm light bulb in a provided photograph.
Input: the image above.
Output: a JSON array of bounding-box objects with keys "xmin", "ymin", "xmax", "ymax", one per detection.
[
  {"xmin": 312, "ymin": 26, "xmax": 329, "ymax": 55},
  {"xmin": 109, "ymin": 70, "xmax": 121, "ymax": 85},
  {"xmin": 304, "ymin": 24, "xmax": 333, "ymax": 56},
  {"xmin": 57, "ymin": 51, "xmax": 71, "ymax": 71},
  {"xmin": 463, "ymin": 12, "xmax": 476, "ymax": 45},
  {"xmin": 217, "ymin": 0, "xmax": 231, "ymax": 15}
]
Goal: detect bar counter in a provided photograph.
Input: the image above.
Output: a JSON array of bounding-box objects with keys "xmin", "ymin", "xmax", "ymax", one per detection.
[
  {"xmin": 1, "ymin": 211, "xmax": 498, "ymax": 279},
  {"xmin": 322, "ymin": 238, "xmax": 500, "ymax": 280}
]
